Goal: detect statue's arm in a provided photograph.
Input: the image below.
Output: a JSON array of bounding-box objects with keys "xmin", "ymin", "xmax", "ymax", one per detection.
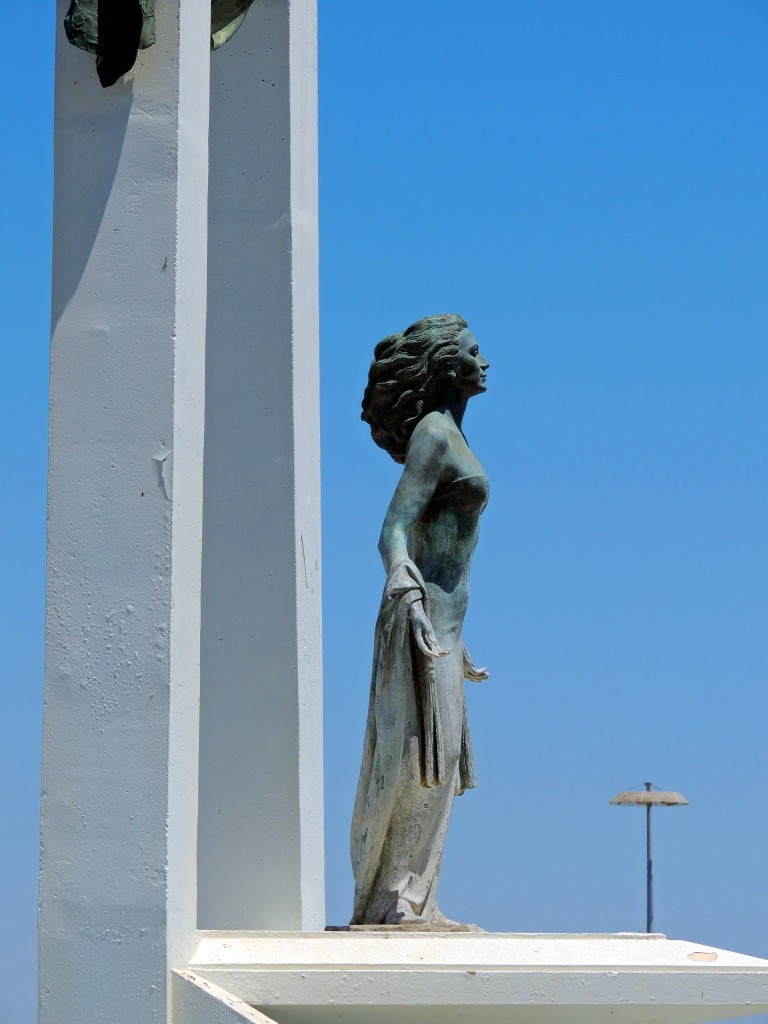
[
  {"xmin": 378, "ymin": 420, "xmax": 446, "ymax": 567},
  {"xmin": 378, "ymin": 421, "xmax": 451, "ymax": 659}
]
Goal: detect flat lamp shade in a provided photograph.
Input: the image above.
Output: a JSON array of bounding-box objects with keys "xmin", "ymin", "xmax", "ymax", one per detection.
[{"xmin": 610, "ymin": 791, "xmax": 688, "ymax": 806}]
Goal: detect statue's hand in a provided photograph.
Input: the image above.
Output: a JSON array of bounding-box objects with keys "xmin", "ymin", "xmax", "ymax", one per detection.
[
  {"xmin": 409, "ymin": 600, "xmax": 451, "ymax": 659},
  {"xmin": 462, "ymin": 642, "xmax": 490, "ymax": 682}
]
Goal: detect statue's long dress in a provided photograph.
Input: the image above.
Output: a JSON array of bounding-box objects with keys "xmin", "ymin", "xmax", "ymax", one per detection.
[{"xmin": 350, "ymin": 473, "xmax": 489, "ymax": 924}]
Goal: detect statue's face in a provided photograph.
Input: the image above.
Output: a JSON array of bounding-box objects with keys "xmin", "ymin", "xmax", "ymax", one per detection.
[{"xmin": 453, "ymin": 330, "xmax": 489, "ymax": 396}]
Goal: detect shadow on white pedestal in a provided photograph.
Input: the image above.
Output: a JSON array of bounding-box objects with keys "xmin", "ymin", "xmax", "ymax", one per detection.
[{"xmin": 179, "ymin": 931, "xmax": 768, "ymax": 1024}]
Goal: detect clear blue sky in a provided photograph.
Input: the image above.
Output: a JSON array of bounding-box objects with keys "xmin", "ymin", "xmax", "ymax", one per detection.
[{"xmin": 2, "ymin": 2, "xmax": 767, "ymax": 1023}]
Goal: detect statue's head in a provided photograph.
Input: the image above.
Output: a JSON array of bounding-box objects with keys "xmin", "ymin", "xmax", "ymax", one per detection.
[{"xmin": 362, "ymin": 313, "xmax": 487, "ymax": 463}]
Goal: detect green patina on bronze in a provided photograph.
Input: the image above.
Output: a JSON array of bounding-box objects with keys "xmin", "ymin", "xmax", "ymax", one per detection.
[
  {"xmin": 64, "ymin": 0, "xmax": 256, "ymax": 87},
  {"xmin": 351, "ymin": 315, "xmax": 492, "ymax": 927},
  {"xmin": 211, "ymin": 0, "xmax": 255, "ymax": 50}
]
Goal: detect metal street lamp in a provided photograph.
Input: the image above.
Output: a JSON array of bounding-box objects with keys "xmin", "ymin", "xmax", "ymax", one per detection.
[{"xmin": 610, "ymin": 781, "xmax": 688, "ymax": 933}]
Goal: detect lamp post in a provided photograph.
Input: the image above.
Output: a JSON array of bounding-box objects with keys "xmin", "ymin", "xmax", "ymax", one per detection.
[{"xmin": 610, "ymin": 782, "xmax": 688, "ymax": 933}]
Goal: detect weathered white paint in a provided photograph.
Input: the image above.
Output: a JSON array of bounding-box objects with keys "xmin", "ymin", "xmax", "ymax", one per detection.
[
  {"xmin": 190, "ymin": 932, "xmax": 768, "ymax": 1024},
  {"xmin": 40, "ymin": 1, "xmax": 210, "ymax": 1021},
  {"xmin": 173, "ymin": 971, "xmax": 279, "ymax": 1024},
  {"xmin": 197, "ymin": 0, "xmax": 324, "ymax": 930}
]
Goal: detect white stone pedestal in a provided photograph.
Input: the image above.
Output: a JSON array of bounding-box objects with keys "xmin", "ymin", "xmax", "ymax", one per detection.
[{"xmin": 181, "ymin": 931, "xmax": 768, "ymax": 1024}]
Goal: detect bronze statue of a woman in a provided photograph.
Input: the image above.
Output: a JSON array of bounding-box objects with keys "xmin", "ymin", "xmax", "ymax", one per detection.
[{"xmin": 351, "ymin": 313, "xmax": 490, "ymax": 926}]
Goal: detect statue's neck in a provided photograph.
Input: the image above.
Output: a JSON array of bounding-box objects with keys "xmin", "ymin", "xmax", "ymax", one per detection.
[{"xmin": 434, "ymin": 388, "xmax": 470, "ymax": 434}]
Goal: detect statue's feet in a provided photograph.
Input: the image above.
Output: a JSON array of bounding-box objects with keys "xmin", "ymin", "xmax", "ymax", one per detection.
[
  {"xmin": 384, "ymin": 899, "xmax": 422, "ymax": 924},
  {"xmin": 432, "ymin": 907, "xmax": 485, "ymax": 932},
  {"xmin": 431, "ymin": 909, "xmax": 462, "ymax": 927},
  {"xmin": 382, "ymin": 902, "xmax": 485, "ymax": 931}
]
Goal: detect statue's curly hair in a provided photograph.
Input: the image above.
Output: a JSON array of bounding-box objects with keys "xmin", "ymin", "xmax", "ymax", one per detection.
[{"xmin": 361, "ymin": 313, "xmax": 468, "ymax": 463}]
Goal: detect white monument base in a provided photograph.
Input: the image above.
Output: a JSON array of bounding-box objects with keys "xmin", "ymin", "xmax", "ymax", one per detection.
[{"xmin": 181, "ymin": 931, "xmax": 768, "ymax": 1024}]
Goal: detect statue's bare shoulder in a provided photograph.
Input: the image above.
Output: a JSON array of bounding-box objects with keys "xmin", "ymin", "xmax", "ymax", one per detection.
[
  {"xmin": 410, "ymin": 410, "xmax": 458, "ymax": 449},
  {"xmin": 406, "ymin": 413, "xmax": 452, "ymax": 473}
]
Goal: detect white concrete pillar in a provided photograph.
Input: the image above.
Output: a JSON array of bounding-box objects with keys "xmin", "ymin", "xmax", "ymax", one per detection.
[
  {"xmin": 40, "ymin": 2, "xmax": 211, "ymax": 1021},
  {"xmin": 197, "ymin": 0, "xmax": 324, "ymax": 930}
]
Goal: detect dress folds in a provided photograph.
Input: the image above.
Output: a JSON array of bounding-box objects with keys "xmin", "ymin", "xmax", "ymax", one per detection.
[{"xmin": 350, "ymin": 559, "xmax": 475, "ymax": 925}]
